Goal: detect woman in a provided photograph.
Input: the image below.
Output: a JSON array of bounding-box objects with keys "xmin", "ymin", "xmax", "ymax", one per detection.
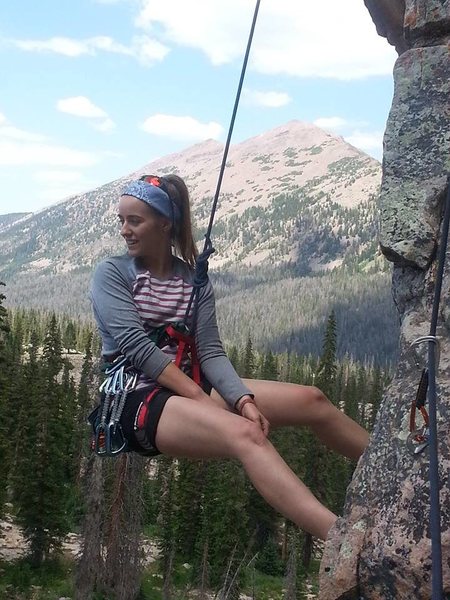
[{"xmin": 90, "ymin": 174, "xmax": 369, "ymax": 541}]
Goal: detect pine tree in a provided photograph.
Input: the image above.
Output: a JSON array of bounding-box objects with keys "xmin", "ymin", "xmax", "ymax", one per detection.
[
  {"xmin": 259, "ymin": 350, "xmax": 278, "ymax": 381},
  {"xmin": 194, "ymin": 459, "xmax": 249, "ymax": 586},
  {"xmin": 255, "ymin": 534, "xmax": 284, "ymax": 576},
  {"xmin": 13, "ymin": 315, "xmax": 74, "ymax": 564},
  {"xmin": 241, "ymin": 335, "xmax": 255, "ymax": 379},
  {"xmin": 344, "ymin": 364, "xmax": 362, "ymax": 423},
  {"xmin": 155, "ymin": 456, "xmax": 177, "ymax": 599},
  {"xmin": 77, "ymin": 324, "xmax": 94, "ymax": 354},
  {"xmin": 228, "ymin": 344, "xmax": 240, "ymax": 372},
  {"xmin": 173, "ymin": 459, "xmax": 205, "ymax": 562},
  {"xmin": 61, "ymin": 358, "xmax": 80, "ymax": 526},
  {"xmin": 0, "ymin": 283, "xmax": 11, "ymax": 515},
  {"xmin": 12, "ymin": 329, "xmax": 46, "ymax": 563},
  {"xmin": 74, "ymin": 333, "xmax": 95, "ymax": 478},
  {"xmin": 316, "ymin": 311, "xmax": 337, "ymax": 398},
  {"xmin": 62, "ymin": 320, "xmax": 77, "ymax": 353}
]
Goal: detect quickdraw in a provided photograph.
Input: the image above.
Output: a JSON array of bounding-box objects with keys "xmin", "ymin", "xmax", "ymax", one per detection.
[
  {"xmin": 407, "ymin": 335, "xmax": 440, "ymax": 456},
  {"xmin": 90, "ymin": 356, "xmax": 139, "ymax": 456},
  {"xmin": 407, "ymin": 368, "xmax": 430, "ymax": 455},
  {"xmin": 90, "ymin": 322, "xmax": 201, "ymax": 457}
]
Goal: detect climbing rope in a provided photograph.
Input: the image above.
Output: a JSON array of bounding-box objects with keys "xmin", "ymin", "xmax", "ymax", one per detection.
[
  {"xmin": 184, "ymin": 0, "xmax": 262, "ymax": 334},
  {"xmin": 410, "ymin": 176, "xmax": 450, "ymax": 599},
  {"xmin": 90, "ymin": 1, "xmax": 262, "ymax": 457},
  {"xmin": 426, "ymin": 177, "xmax": 450, "ymax": 600}
]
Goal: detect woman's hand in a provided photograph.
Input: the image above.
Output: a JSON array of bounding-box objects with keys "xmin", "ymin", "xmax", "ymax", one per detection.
[
  {"xmin": 237, "ymin": 396, "xmax": 270, "ymax": 437},
  {"xmin": 157, "ymin": 361, "xmax": 207, "ymax": 401}
]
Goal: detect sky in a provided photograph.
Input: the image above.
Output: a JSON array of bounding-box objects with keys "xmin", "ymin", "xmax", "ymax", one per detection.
[{"xmin": 0, "ymin": 0, "xmax": 398, "ymax": 215}]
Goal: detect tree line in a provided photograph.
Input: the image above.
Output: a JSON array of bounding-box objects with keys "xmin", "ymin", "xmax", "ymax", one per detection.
[{"xmin": 0, "ymin": 287, "xmax": 390, "ymax": 599}]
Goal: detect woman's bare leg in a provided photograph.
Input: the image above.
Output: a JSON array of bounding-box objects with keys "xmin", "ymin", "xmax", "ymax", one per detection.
[
  {"xmin": 155, "ymin": 396, "xmax": 336, "ymax": 540},
  {"xmin": 211, "ymin": 380, "xmax": 369, "ymax": 461}
]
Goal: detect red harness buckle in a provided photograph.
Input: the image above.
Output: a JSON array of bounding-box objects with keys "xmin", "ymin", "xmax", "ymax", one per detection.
[
  {"xmin": 136, "ymin": 386, "xmax": 161, "ymax": 430},
  {"xmin": 165, "ymin": 324, "xmax": 201, "ymax": 385}
]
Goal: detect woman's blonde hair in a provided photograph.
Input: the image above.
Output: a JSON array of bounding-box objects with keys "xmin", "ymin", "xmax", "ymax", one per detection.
[{"xmin": 162, "ymin": 174, "xmax": 198, "ymax": 268}]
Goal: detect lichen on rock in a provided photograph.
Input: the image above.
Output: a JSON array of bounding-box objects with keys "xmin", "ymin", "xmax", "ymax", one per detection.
[
  {"xmin": 379, "ymin": 44, "xmax": 450, "ymax": 269},
  {"xmin": 319, "ymin": 2, "xmax": 450, "ymax": 598}
]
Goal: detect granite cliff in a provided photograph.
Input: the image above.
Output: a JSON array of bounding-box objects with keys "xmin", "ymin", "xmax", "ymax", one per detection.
[{"xmin": 320, "ymin": 2, "xmax": 450, "ymax": 598}]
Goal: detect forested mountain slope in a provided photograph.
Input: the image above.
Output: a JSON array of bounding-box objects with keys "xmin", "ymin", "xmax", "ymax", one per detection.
[
  {"xmin": 0, "ymin": 212, "xmax": 31, "ymax": 230},
  {"xmin": 0, "ymin": 120, "xmax": 398, "ymax": 363}
]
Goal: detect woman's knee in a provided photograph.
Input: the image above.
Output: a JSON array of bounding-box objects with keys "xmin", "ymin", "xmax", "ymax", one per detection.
[
  {"xmin": 300, "ymin": 386, "xmax": 335, "ymax": 426},
  {"xmin": 232, "ymin": 418, "xmax": 268, "ymax": 456}
]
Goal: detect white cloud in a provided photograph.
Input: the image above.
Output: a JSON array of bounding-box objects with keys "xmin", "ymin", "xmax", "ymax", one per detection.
[
  {"xmin": 141, "ymin": 114, "xmax": 224, "ymax": 141},
  {"xmin": 312, "ymin": 115, "xmax": 383, "ymax": 158},
  {"xmin": 0, "ymin": 140, "xmax": 99, "ymax": 167},
  {"xmin": 135, "ymin": 0, "xmax": 397, "ymax": 79},
  {"xmin": 57, "ymin": 96, "xmax": 108, "ymax": 119},
  {"xmin": 0, "ymin": 117, "xmax": 112, "ymax": 212},
  {"xmin": 94, "ymin": 118, "xmax": 116, "ymax": 132},
  {"xmin": 14, "ymin": 37, "xmax": 92, "ymax": 57},
  {"xmin": 243, "ymin": 89, "xmax": 291, "ymax": 108},
  {"xmin": 87, "ymin": 35, "xmax": 130, "ymax": 54},
  {"xmin": 135, "ymin": 1, "xmax": 247, "ymax": 66},
  {"xmin": 57, "ymin": 96, "xmax": 116, "ymax": 132},
  {"xmin": 0, "ymin": 112, "xmax": 7, "ymax": 125},
  {"xmin": 132, "ymin": 35, "xmax": 169, "ymax": 65},
  {"xmin": 345, "ymin": 130, "xmax": 384, "ymax": 153},
  {"xmin": 0, "ymin": 125, "xmax": 48, "ymax": 142},
  {"xmin": 11, "ymin": 34, "xmax": 169, "ymax": 66},
  {"xmin": 0, "ymin": 116, "xmax": 102, "ymax": 169},
  {"xmin": 313, "ymin": 117, "xmax": 348, "ymax": 131}
]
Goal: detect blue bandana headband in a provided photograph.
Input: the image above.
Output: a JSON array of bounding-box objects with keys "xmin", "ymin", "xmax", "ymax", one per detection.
[{"xmin": 121, "ymin": 179, "xmax": 181, "ymax": 226}]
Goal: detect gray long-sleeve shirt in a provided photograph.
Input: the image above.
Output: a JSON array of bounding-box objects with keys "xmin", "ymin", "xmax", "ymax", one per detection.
[{"xmin": 90, "ymin": 254, "xmax": 252, "ymax": 407}]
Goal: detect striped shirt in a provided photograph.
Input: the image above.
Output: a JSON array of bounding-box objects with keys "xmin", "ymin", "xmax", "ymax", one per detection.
[
  {"xmin": 133, "ymin": 271, "xmax": 194, "ymax": 380},
  {"xmin": 90, "ymin": 254, "xmax": 253, "ymax": 407}
]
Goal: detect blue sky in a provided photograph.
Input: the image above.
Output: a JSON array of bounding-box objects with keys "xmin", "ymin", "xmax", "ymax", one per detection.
[{"xmin": 0, "ymin": 0, "xmax": 397, "ymax": 214}]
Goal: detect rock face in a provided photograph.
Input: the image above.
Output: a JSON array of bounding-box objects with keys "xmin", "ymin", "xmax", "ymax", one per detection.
[
  {"xmin": 379, "ymin": 44, "xmax": 450, "ymax": 269},
  {"xmin": 364, "ymin": 1, "xmax": 408, "ymax": 53},
  {"xmin": 319, "ymin": 2, "xmax": 450, "ymax": 599}
]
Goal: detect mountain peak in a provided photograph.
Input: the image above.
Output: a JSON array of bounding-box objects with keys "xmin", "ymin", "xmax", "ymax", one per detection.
[{"xmin": 0, "ymin": 119, "xmax": 381, "ymax": 285}]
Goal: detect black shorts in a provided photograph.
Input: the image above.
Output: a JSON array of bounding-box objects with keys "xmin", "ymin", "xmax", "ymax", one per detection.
[{"xmin": 120, "ymin": 387, "xmax": 174, "ymax": 456}]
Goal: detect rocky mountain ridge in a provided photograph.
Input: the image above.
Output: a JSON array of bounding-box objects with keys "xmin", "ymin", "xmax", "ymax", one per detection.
[
  {"xmin": 0, "ymin": 120, "xmax": 397, "ymax": 363},
  {"xmin": 0, "ymin": 120, "xmax": 380, "ymax": 279}
]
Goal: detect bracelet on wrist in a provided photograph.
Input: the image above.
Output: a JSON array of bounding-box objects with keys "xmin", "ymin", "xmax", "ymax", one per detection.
[{"xmin": 236, "ymin": 396, "xmax": 256, "ymax": 415}]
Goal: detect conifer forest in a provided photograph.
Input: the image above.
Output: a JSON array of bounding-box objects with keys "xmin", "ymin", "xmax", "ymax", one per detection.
[{"xmin": 0, "ymin": 285, "xmax": 391, "ymax": 600}]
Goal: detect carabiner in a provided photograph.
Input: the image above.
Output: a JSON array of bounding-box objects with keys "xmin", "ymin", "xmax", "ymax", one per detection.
[
  {"xmin": 410, "ymin": 335, "xmax": 440, "ymax": 370},
  {"xmin": 105, "ymin": 421, "xmax": 127, "ymax": 455},
  {"xmin": 104, "ymin": 355, "xmax": 129, "ymax": 376},
  {"xmin": 407, "ymin": 426, "xmax": 429, "ymax": 455}
]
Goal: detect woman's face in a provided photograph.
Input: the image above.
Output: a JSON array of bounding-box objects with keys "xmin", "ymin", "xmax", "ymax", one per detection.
[{"xmin": 118, "ymin": 195, "xmax": 171, "ymax": 259}]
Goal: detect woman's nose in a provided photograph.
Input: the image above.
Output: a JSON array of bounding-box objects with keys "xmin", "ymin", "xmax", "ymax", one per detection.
[{"xmin": 120, "ymin": 221, "xmax": 130, "ymax": 236}]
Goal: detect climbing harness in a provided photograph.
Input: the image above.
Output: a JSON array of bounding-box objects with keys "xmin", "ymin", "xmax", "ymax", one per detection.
[
  {"xmin": 90, "ymin": 0, "xmax": 261, "ymax": 456},
  {"xmin": 407, "ymin": 177, "xmax": 450, "ymax": 600},
  {"xmin": 90, "ymin": 322, "xmax": 201, "ymax": 457}
]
